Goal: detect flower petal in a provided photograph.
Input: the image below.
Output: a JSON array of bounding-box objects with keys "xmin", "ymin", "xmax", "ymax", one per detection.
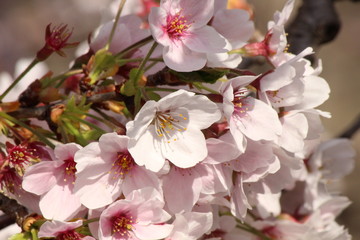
[
  {"xmin": 128, "ymin": 127, "xmax": 166, "ymax": 172},
  {"xmin": 184, "ymin": 26, "xmax": 227, "ymax": 53},
  {"xmin": 163, "ymin": 44, "xmax": 206, "ymax": 72},
  {"xmin": 22, "ymin": 161, "xmax": 62, "ymax": 195},
  {"xmin": 163, "ymin": 128, "xmax": 207, "ymax": 168}
]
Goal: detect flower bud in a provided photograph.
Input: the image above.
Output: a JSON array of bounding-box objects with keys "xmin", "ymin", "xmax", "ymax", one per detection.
[{"xmin": 36, "ymin": 24, "xmax": 79, "ymax": 61}]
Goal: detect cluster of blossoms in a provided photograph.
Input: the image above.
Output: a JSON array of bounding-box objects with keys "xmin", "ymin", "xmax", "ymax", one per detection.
[{"xmin": 0, "ymin": 0, "xmax": 356, "ymax": 239}]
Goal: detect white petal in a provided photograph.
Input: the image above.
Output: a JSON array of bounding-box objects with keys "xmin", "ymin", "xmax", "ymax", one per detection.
[
  {"xmin": 163, "ymin": 44, "xmax": 207, "ymax": 72},
  {"xmin": 126, "ymin": 100, "xmax": 157, "ymax": 140},
  {"xmin": 128, "ymin": 127, "xmax": 166, "ymax": 172},
  {"xmin": 163, "ymin": 128, "xmax": 207, "ymax": 168},
  {"xmin": 233, "ymin": 98, "xmax": 282, "ymax": 141},
  {"xmin": 184, "ymin": 26, "xmax": 227, "ymax": 53}
]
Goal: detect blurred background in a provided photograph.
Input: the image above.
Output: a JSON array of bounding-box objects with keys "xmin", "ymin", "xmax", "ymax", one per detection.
[{"xmin": 0, "ymin": 0, "xmax": 359, "ymax": 238}]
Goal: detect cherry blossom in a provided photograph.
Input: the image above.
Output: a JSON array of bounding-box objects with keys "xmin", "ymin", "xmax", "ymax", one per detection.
[
  {"xmin": 22, "ymin": 143, "xmax": 83, "ymax": 220},
  {"xmin": 1, "ymin": 0, "xmax": 356, "ymax": 239},
  {"xmin": 74, "ymin": 133, "xmax": 161, "ymax": 209},
  {"xmin": 126, "ymin": 89, "xmax": 221, "ymax": 172},
  {"xmin": 98, "ymin": 187, "xmax": 173, "ymax": 240},
  {"xmin": 148, "ymin": 0, "xmax": 227, "ymax": 71},
  {"xmin": 221, "ymin": 75, "xmax": 282, "ymax": 152}
]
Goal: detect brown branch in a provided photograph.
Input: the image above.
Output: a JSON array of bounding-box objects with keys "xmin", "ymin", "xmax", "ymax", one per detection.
[
  {"xmin": 8, "ymin": 91, "xmax": 123, "ymax": 120},
  {"xmin": 0, "ymin": 193, "xmax": 28, "ymax": 229},
  {"xmin": 286, "ymin": 0, "xmax": 341, "ymax": 63},
  {"xmin": 338, "ymin": 114, "xmax": 360, "ymax": 138},
  {"xmin": 0, "ymin": 214, "xmax": 15, "ymax": 230}
]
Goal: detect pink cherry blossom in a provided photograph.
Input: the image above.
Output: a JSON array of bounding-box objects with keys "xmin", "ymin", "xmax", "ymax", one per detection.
[
  {"xmin": 307, "ymin": 138, "xmax": 355, "ymax": 180},
  {"xmin": 149, "ymin": 0, "xmax": 227, "ymax": 71},
  {"xmin": 74, "ymin": 133, "xmax": 161, "ymax": 209},
  {"xmin": 208, "ymin": 6, "xmax": 254, "ymax": 68},
  {"xmin": 221, "ymin": 75, "xmax": 282, "ymax": 152},
  {"xmin": 22, "ymin": 143, "xmax": 83, "ymax": 220},
  {"xmin": 99, "ymin": 187, "xmax": 173, "ymax": 240},
  {"xmin": 242, "ymin": 0, "xmax": 295, "ymax": 66},
  {"xmin": 126, "ymin": 89, "xmax": 221, "ymax": 172}
]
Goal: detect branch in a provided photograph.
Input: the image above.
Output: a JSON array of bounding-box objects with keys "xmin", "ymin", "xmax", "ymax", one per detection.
[
  {"xmin": 8, "ymin": 91, "xmax": 123, "ymax": 120},
  {"xmin": 338, "ymin": 114, "xmax": 360, "ymax": 138},
  {"xmin": 0, "ymin": 193, "xmax": 28, "ymax": 229},
  {"xmin": 286, "ymin": 0, "xmax": 341, "ymax": 63}
]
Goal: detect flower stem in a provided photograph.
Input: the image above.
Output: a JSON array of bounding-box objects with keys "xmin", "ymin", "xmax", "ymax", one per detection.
[
  {"xmin": 145, "ymin": 87, "xmax": 178, "ymax": 92},
  {"xmin": 105, "ymin": 0, "xmax": 127, "ymax": 50},
  {"xmin": 236, "ymin": 221, "xmax": 273, "ymax": 240},
  {"xmin": 42, "ymin": 69, "xmax": 83, "ymax": 88},
  {"xmin": 192, "ymin": 82, "xmax": 220, "ymax": 94},
  {"xmin": 135, "ymin": 42, "xmax": 158, "ymax": 84},
  {"xmin": 30, "ymin": 228, "xmax": 39, "ymax": 240},
  {"xmin": 134, "ymin": 42, "xmax": 158, "ymax": 114},
  {"xmin": 0, "ymin": 111, "xmax": 55, "ymax": 148},
  {"xmin": 82, "ymin": 217, "xmax": 100, "ymax": 225},
  {"xmin": 115, "ymin": 35, "xmax": 153, "ymax": 58},
  {"xmin": 0, "ymin": 58, "xmax": 39, "ymax": 102}
]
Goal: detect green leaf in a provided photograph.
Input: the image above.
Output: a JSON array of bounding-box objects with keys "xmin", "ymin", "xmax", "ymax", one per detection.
[
  {"xmin": 170, "ymin": 68, "xmax": 229, "ymax": 84},
  {"xmin": 146, "ymin": 91, "xmax": 161, "ymax": 101},
  {"xmin": 120, "ymin": 68, "xmax": 144, "ymax": 96},
  {"xmin": 64, "ymin": 95, "xmax": 91, "ymax": 115},
  {"xmin": 89, "ymin": 48, "xmax": 119, "ymax": 84},
  {"xmin": 9, "ymin": 232, "xmax": 32, "ymax": 240}
]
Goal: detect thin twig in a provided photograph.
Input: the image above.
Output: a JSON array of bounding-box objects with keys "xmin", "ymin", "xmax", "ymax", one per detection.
[{"xmin": 338, "ymin": 114, "xmax": 360, "ymax": 138}]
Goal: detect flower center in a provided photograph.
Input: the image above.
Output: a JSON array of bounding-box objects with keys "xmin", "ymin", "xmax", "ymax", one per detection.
[
  {"xmin": 63, "ymin": 158, "xmax": 76, "ymax": 184},
  {"xmin": 57, "ymin": 230, "xmax": 83, "ymax": 240},
  {"xmin": 165, "ymin": 11, "xmax": 191, "ymax": 40},
  {"xmin": 154, "ymin": 111, "xmax": 188, "ymax": 143},
  {"xmin": 109, "ymin": 152, "xmax": 135, "ymax": 180},
  {"xmin": 267, "ymin": 90, "xmax": 284, "ymax": 104},
  {"xmin": 6, "ymin": 143, "xmax": 38, "ymax": 175},
  {"xmin": 112, "ymin": 214, "xmax": 135, "ymax": 237},
  {"xmin": 46, "ymin": 24, "xmax": 72, "ymax": 50},
  {"xmin": 232, "ymin": 86, "xmax": 257, "ymax": 115}
]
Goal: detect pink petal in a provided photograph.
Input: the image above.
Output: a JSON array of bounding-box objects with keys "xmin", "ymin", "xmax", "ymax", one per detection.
[
  {"xmin": 91, "ymin": 21, "xmax": 131, "ymax": 53},
  {"xmin": 278, "ymin": 112, "xmax": 308, "ymax": 153},
  {"xmin": 40, "ymin": 184, "xmax": 82, "ymax": 221},
  {"xmin": 163, "ymin": 43, "xmax": 207, "ymax": 72},
  {"xmin": 183, "ymin": 94, "xmax": 222, "ymax": 129},
  {"xmin": 232, "ymin": 97, "xmax": 282, "ymax": 141},
  {"xmin": 134, "ymin": 223, "xmax": 173, "ymax": 240},
  {"xmin": 290, "ymin": 75, "xmax": 330, "ymax": 110},
  {"xmin": 184, "ymin": 26, "xmax": 227, "ymax": 53},
  {"xmin": 179, "ymin": 0, "xmax": 214, "ymax": 28},
  {"xmin": 149, "ymin": 7, "xmax": 171, "ymax": 47},
  {"xmin": 38, "ymin": 220, "xmax": 83, "ymax": 238},
  {"xmin": 98, "ymin": 133, "xmax": 129, "ymax": 158},
  {"xmin": 74, "ymin": 142, "xmax": 109, "ymax": 180},
  {"xmin": 126, "ymin": 100, "xmax": 157, "ymax": 140},
  {"xmin": 212, "ymin": 9, "xmax": 254, "ymax": 48},
  {"xmin": 54, "ymin": 143, "xmax": 81, "ymax": 161},
  {"xmin": 163, "ymin": 128, "xmax": 207, "ymax": 168},
  {"xmin": 122, "ymin": 166, "xmax": 162, "ymax": 198},
  {"xmin": 128, "ymin": 128, "xmax": 166, "ymax": 172},
  {"xmin": 22, "ymin": 161, "xmax": 62, "ymax": 195},
  {"xmin": 163, "ymin": 167, "xmax": 202, "ymax": 214}
]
